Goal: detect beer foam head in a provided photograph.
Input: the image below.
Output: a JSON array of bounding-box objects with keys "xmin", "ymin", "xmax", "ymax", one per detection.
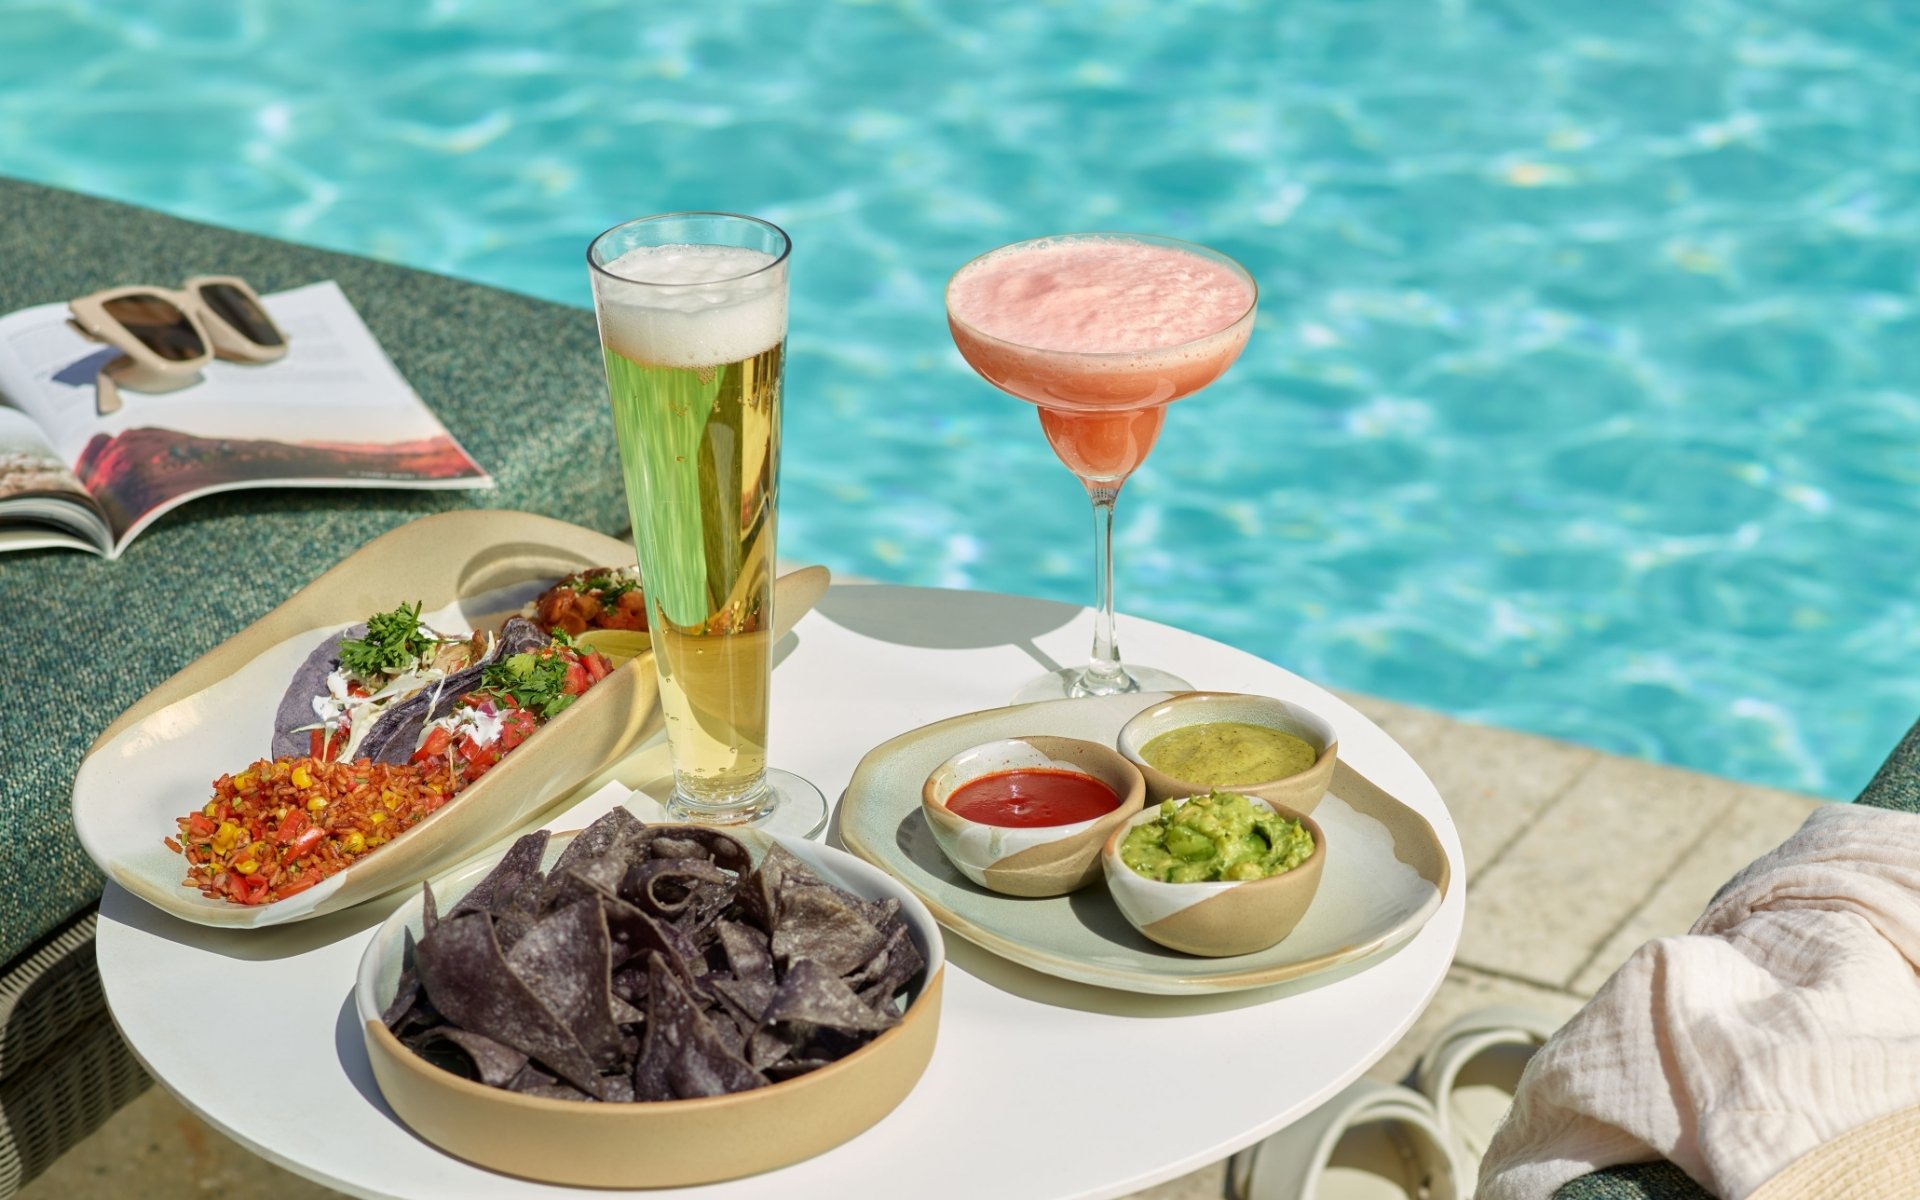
[{"xmin": 594, "ymin": 244, "xmax": 786, "ymax": 368}]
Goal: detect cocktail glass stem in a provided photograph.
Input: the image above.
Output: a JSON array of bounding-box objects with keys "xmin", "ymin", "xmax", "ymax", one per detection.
[{"xmin": 1076, "ymin": 485, "xmax": 1137, "ymax": 697}]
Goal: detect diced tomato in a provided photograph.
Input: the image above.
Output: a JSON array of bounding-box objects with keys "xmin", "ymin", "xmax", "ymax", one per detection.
[
  {"xmin": 498, "ymin": 709, "xmax": 536, "ymax": 751},
  {"xmin": 309, "ymin": 726, "xmax": 347, "ymax": 761},
  {"xmin": 288, "ymin": 826, "xmax": 326, "ymax": 858},
  {"xmin": 226, "ymin": 872, "xmax": 269, "ymax": 905},
  {"xmin": 274, "ymin": 875, "xmax": 320, "ymax": 898},
  {"xmin": 186, "ymin": 813, "xmax": 217, "ymax": 838},
  {"xmin": 564, "ymin": 661, "xmax": 591, "ymax": 696},
  {"xmin": 413, "ymin": 727, "xmax": 453, "ymax": 762},
  {"xmin": 274, "ymin": 810, "xmax": 309, "ymax": 845},
  {"xmin": 583, "ymin": 651, "xmax": 611, "ymax": 684}
]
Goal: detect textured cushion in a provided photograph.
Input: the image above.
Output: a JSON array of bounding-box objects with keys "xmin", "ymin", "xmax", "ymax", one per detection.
[
  {"xmin": 0, "ymin": 177, "xmax": 629, "ymax": 967},
  {"xmin": 1554, "ymin": 715, "xmax": 1920, "ymax": 1200}
]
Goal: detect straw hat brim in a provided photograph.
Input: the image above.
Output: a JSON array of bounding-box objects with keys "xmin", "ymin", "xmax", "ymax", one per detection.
[{"xmin": 1749, "ymin": 1104, "xmax": 1920, "ymax": 1200}]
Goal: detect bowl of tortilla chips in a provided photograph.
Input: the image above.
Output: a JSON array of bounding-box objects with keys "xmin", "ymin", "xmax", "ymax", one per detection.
[{"xmin": 354, "ymin": 808, "xmax": 945, "ymax": 1187}]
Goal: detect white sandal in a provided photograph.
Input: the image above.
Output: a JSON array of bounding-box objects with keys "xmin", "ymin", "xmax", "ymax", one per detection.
[
  {"xmin": 1411, "ymin": 1005, "xmax": 1562, "ymax": 1195},
  {"xmin": 1228, "ymin": 1078, "xmax": 1471, "ymax": 1200}
]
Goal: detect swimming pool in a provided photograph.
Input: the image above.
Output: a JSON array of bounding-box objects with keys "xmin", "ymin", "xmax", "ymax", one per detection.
[{"xmin": 6, "ymin": 1, "xmax": 1916, "ymax": 799}]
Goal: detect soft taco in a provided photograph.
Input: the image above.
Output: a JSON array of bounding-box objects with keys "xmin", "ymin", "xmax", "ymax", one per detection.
[{"xmin": 271, "ymin": 605, "xmax": 543, "ymax": 764}]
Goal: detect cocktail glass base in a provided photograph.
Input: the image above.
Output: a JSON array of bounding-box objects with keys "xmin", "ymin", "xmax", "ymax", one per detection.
[
  {"xmin": 663, "ymin": 768, "xmax": 828, "ymax": 839},
  {"xmin": 1011, "ymin": 663, "xmax": 1194, "ymax": 705}
]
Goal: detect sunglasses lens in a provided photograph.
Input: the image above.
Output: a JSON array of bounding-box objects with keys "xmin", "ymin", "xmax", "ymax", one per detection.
[
  {"xmin": 195, "ymin": 282, "xmax": 284, "ymax": 348},
  {"xmin": 101, "ymin": 294, "xmax": 206, "ymax": 362}
]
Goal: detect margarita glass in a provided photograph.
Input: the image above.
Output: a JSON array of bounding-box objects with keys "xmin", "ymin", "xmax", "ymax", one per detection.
[{"xmin": 946, "ymin": 233, "xmax": 1257, "ymax": 702}]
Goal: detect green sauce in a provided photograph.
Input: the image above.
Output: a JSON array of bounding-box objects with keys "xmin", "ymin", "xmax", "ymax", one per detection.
[
  {"xmin": 1120, "ymin": 791, "xmax": 1315, "ymax": 883},
  {"xmin": 1140, "ymin": 721, "xmax": 1317, "ymax": 785}
]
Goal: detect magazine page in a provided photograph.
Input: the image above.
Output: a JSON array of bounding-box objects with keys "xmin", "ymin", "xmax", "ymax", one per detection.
[
  {"xmin": 0, "ymin": 405, "xmax": 109, "ymax": 553},
  {"xmin": 0, "ymin": 281, "xmax": 492, "ymax": 553}
]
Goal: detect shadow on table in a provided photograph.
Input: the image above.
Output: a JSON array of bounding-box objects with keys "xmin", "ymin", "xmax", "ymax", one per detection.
[
  {"xmin": 813, "ymin": 584, "xmax": 1074, "ymax": 676},
  {"xmin": 100, "ymin": 879, "xmax": 418, "ymax": 964},
  {"xmin": 334, "ymin": 989, "xmax": 402, "ymax": 1123}
]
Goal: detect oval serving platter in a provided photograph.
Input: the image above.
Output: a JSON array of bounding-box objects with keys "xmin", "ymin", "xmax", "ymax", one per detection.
[
  {"xmin": 838, "ymin": 693, "xmax": 1450, "ymax": 996},
  {"xmin": 73, "ymin": 509, "xmax": 830, "ymax": 929}
]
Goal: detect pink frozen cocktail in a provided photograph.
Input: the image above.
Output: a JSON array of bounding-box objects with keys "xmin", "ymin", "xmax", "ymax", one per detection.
[{"xmin": 946, "ymin": 234, "xmax": 1257, "ymax": 700}]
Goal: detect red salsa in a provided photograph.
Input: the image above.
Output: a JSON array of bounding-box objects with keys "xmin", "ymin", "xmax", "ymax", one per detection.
[{"xmin": 947, "ymin": 769, "xmax": 1120, "ymax": 827}]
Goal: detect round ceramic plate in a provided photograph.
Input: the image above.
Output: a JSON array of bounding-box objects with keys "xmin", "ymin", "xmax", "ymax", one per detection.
[{"xmin": 838, "ymin": 693, "xmax": 1450, "ymax": 995}]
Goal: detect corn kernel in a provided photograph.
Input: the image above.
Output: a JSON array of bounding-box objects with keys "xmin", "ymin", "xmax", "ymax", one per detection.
[
  {"xmin": 307, "ymin": 796, "xmax": 327, "ymax": 812},
  {"xmin": 368, "ymin": 811, "xmax": 386, "ymax": 825},
  {"xmin": 290, "ymin": 765, "xmax": 314, "ymax": 789},
  {"xmin": 365, "ymin": 835, "xmax": 387, "ymax": 848},
  {"xmin": 212, "ymin": 822, "xmax": 243, "ymax": 854},
  {"xmin": 233, "ymin": 772, "xmax": 255, "ymax": 791},
  {"xmin": 202, "ymin": 802, "xmax": 219, "ymax": 819},
  {"xmin": 233, "ymin": 858, "xmax": 258, "ymax": 875},
  {"xmin": 343, "ymin": 831, "xmax": 366, "ymax": 854}
]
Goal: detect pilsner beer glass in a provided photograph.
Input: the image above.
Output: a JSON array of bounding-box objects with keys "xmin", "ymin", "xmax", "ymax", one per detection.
[{"xmin": 587, "ymin": 212, "xmax": 824, "ymax": 836}]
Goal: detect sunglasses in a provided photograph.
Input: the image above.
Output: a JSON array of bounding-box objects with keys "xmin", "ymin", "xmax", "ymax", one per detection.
[{"xmin": 68, "ymin": 276, "xmax": 289, "ymax": 415}]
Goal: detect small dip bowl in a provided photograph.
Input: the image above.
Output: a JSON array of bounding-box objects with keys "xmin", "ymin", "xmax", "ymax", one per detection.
[
  {"xmin": 1117, "ymin": 692, "xmax": 1339, "ymax": 814},
  {"xmin": 1101, "ymin": 795, "xmax": 1327, "ymax": 957},
  {"xmin": 921, "ymin": 736, "xmax": 1145, "ymax": 898}
]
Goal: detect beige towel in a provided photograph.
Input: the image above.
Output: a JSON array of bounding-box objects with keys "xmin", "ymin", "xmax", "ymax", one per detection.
[{"xmin": 1478, "ymin": 803, "xmax": 1920, "ymax": 1200}]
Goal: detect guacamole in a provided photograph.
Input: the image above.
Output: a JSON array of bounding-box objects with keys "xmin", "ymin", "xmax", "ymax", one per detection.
[
  {"xmin": 1119, "ymin": 791, "xmax": 1315, "ymax": 883},
  {"xmin": 1140, "ymin": 721, "xmax": 1317, "ymax": 786}
]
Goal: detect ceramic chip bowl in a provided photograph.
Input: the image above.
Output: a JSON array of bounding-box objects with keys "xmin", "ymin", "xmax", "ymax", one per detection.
[
  {"xmin": 355, "ymin": 825, "xmax": 945, "ymax": 1188},
  {"xmin": 1101, "ymin": 796, "xmax": 1327, "ymax": 957},
  {"xmin": 1117, "ymin": 692, "xmax": 1339, "ymax": 814},
  {"xmin": 921, "ymin": 736, "xmax": 1145, "ymax": 898}
]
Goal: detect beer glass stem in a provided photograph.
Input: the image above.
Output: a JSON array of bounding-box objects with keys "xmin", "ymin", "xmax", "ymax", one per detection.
[{"xmin": 1077, "ymin": 485, "xmax": 1137, "ymax": 696}]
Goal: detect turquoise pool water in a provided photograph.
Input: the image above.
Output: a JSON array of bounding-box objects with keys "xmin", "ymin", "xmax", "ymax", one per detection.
[{"xmin": 5, "ymin": 1, "xmax": 1917, "ymax": 799}]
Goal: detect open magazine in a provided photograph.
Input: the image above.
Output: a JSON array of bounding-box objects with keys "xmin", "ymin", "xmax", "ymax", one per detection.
[{"xmin": 0, "ymin": 280, "xmax": 491, "ymax": 558}]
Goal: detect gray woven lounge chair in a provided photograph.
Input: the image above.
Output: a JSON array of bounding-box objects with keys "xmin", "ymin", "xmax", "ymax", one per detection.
[{"xmin": 0, "ymin": 175, "xmax": 628, "ymax": 1196}]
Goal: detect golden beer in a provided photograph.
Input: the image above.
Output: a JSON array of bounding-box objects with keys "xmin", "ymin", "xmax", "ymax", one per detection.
[
  {"xmin": 603, "ymin": 339, "xmax": 781, "ymax": 808},
  {"xmin": 589, "ymin": 222, "xmax": 808, "ymax": 826}
]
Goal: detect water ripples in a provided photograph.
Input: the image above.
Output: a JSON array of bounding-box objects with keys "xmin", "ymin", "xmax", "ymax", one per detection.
[{"xmin": 4, "ymin": 0, "xmax": 1918, "ymax": 796}]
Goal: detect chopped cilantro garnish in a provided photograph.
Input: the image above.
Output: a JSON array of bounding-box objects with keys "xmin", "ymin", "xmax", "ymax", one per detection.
[
  {"xmin": 338, "ymin": 602, "xmax": 435, "ymax": 681},
  {"xmin": 579, "ymin": 575, "xmax": 639, "ymax": 603},
  {"xmin": 479, "ymin": 644, "xmax": 578, "ymax": 719}
]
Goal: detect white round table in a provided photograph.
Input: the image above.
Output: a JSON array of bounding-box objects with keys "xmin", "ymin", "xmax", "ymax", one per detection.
[{"xmin": 97, "ymin": 585, "xmax": 1464, "ymax": 1200}]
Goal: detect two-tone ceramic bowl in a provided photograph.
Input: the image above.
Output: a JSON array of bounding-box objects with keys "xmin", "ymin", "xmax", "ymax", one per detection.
[
  {"xmin": 1117, "ymin": 692, "xmax": 1339, "ymax": 814},
  {"xmin": 1100, "ymin": 794, "xmax": 1327, "ymax": 957},
  {"xmin": 921, "ymin": 736, "xmax": 1145, "ymax": 898},
  {"xmin": 355, "ymin": 824, "xmax": 944, "ymax": 1188}
]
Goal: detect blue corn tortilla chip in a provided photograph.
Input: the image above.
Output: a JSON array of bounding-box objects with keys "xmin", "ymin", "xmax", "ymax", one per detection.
[
  {"xmin": 762, "ymin": 959, "xmax": 900, "ymax": 1033},
  {"xmin": 431, "ymin": 1027, "xmax": 529, "ymax": 1088},
  {"xmin": 413, "ymin": 910, "xmax": 608, "ymax": 1100},
  {"xmin": 770, "ymin": 884, "xmax": 886, "ymax": 976},
  {"xmin": 450, "ymin": 830, "xmax": 549, "ymax": 920},
  {"xmin": 634, "ymin": 954, "xmax": 766, "ymax": 1100},
  {"xmin": 551, "ymin": 808, "xmax": 648, "ymax": 878},
  {"xmin": 504, "ymin": 898, "xmax": 623, "ymax": 1068}
]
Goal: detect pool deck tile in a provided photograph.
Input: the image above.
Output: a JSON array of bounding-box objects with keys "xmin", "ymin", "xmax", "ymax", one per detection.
[
  {"xmin": 1452, "ymin": 752, "xmax": 1759, "ymax": 989},
  {"xmin": 21, "ymin": 692, "xmax": 1826, "ymax": 1200},
  {"xmin": 1568, "ymin": 784, "xmax": 1819, "ymax": 995}
]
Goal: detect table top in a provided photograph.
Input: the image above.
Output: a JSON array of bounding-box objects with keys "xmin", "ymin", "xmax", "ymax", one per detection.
[{"xmin": 96, "ymin": 583, "xmax": 1465, "ymax": 1200}]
